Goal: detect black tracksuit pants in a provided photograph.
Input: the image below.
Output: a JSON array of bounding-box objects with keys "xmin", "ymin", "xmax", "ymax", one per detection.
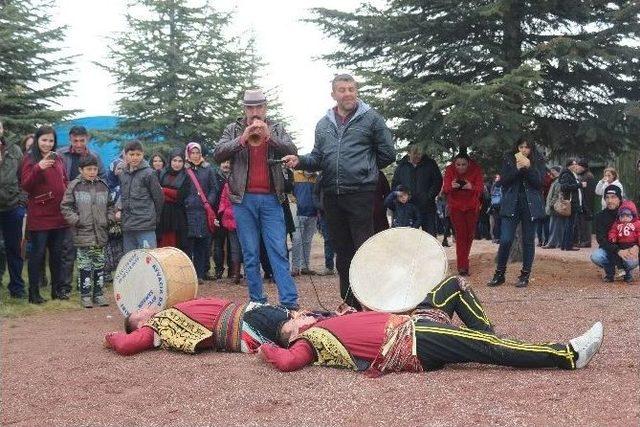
[
  {"xmin": 323, "ymin": 191, "xmax": 375, "ymax": 311},
  {"xmin": 415, "ymin": 277, "xmax": 577, "ymax": 370}
]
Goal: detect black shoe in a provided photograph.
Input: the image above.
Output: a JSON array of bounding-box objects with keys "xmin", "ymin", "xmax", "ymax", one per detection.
[
  {"xmin": 29, "ymin": 294, "xmax": 47, "ymax": 304},
  {"xmin": 515, "ymin": 271, "xmax": 530, "ymax": 288},
  {"xmin": 442, "ymin": 239, "xmax": 450, "ymax": 247},
  {"xmin": 487, "ymin": 271, "xmax": 506, "ymax": 287},
  {"xmin": 203, "ymin": 273, "xmax": 216, "ymax": 281},
  {"xmin": 458, "ymin": 269, "xmax": 469, "ymax": 277},
  {"xmin": 624, "ymin": 272, "xmax": 634, "ymax": 283},
  {"xmin": 214, "ymin": 270, "xmax": 224, "ymax": 280}
]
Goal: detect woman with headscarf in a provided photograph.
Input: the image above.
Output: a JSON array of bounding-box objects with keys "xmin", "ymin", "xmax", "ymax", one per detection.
[
  {"xmin": 488, "ymin": 137, "xmax": 545, "ymax": 288},
  {"xmin": 183, "ymin": 142, "xmax": 219, "ymax": 283},
  {"xmin": 157, "ymin": 149, "xmax": 188, "ymax": 252},
  {"xmin": 442, "ymin": 151, "xmax": 484, "ymax": 276}
]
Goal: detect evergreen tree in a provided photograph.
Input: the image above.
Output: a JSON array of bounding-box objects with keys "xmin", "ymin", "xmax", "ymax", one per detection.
[
  {"xmin": 100, "ymin": 0, "xmax": 271, "ymax": 150},
  {"xmin": 308, "ymin": 1, "xmax": 640, "ymax": 164},
  {"xmin": 0, "ymin": 0, "xmax": 76, "ymax": 141}
]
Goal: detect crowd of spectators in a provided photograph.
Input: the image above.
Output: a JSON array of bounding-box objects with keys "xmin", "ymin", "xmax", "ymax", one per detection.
[{"xmin": 1, "ymin": 80, "xmax": 638, "ymax": 311}]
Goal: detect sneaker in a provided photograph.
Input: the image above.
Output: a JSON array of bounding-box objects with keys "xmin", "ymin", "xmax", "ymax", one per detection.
[
  {"xmin": 616, "ymin": 271, "xmax": 626, "ymax": 279},
  {"xmin": 81, "ymin": 296, "xmax": 93, "ymax": 308},
  {"xmin": 569, "ymin": 322, "xmax": 604, "ymax": 369},
  {"xmin": 317, "ymin": 267, "xmax": 335, "ymax": 276},
  {"xmin": 623, "ymin": 271, "xmax": 633, "ymax": 283},
  {"xmin": 300, "ymin": 268, "xmax": 317, "ymax": 275}
]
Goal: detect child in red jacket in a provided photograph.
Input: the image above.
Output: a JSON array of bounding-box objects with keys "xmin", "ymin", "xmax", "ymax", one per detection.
[{"xmin": 608, "ymin": 200, "xmax": 640, "ymax": 282}]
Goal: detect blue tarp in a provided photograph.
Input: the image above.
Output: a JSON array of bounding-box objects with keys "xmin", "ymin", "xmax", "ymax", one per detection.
[{"xmin": 54, "ymin": 116, "xmax": 123, "ymax": 167}]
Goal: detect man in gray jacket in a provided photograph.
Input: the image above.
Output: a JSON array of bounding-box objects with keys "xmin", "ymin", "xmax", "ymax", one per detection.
[
  {"xmin": 214, "ymin": 89, "xmax": 299, "ymax": 310},
  {"xmin": 283, "ymin": 74, "xmax": 396, "ymax": 309}
]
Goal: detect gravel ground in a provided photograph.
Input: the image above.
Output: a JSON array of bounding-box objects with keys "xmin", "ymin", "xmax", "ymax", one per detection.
[{"xmin": 2, "ymin": 238, "xmax": 639, "ymax": 426}]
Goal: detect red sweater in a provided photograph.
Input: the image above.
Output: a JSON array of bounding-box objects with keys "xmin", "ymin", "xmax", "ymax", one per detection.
[
  {"xmin": 247, "ymin": 141, "xmax": 271, "ymax": 193},
  {"xmin": 608, "ymin": 220, "xmax": 640, "ymax": 247},
  {"xmin": 442, "ymin": 160, "xmax": 484, "ymax": 212},
  {"xmin": 21, "ymin": 155, "xmax": 68, "ymax": 231},
  {"xmin": 106, "ymin": 298, "xmax": 230, "ymax": 356},
  {"xmin": 260, "ymin": 311, "xmax": 390, "ymax": 372}
]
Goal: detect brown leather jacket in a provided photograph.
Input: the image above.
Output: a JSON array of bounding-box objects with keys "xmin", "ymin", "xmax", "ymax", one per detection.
[{"xmin": 214, "ymin": 118, "xmax": 297, "ymax": 203}]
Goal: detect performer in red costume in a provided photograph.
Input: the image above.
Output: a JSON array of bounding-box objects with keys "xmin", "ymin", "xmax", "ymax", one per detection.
[
  {"xmin": 104, "ymin": 298, "xmax": 289, "ymax": 355},
  {"xmin": 249, "ymin": 277, "xmax": 603, "ymax": 374}
]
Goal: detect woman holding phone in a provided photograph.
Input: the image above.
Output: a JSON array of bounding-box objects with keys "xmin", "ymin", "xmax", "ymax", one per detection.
[
  {"xmin": 442, "ymin": 152, "xmax": 484, "ymax": 276},
  {"xmin": 488, "ymin": 137, "xmax": 545, "ymax": 288},
  {"xmin": 20, "ymin": 125, "xmax": 69, "ymax": 303}
]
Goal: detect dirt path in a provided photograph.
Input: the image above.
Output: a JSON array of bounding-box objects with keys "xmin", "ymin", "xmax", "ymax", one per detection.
[{"xmin": 2, "ymin": 239, "xmax": 639, "ymax": 426}]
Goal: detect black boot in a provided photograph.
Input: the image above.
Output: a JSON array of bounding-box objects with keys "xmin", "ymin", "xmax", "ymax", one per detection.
[
  {"xmin": 516, "ymin": 270, "xmax": 530, "ymax": 288},
  {"xmin": 487, "ymin": 270, "xmax": 506, "ymax": 287},
  {"xmin": 28, "ymin": 282, "xmax": 46, "ymax": 304}
]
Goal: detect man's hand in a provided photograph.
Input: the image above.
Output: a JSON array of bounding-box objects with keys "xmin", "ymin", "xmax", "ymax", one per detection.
[
  {"xmin": 282, "ymin": 155, "xmax": 299, "ymax": 168},
  {"xmin": 451, "ymin": 182, "xmax": 461, "ymax": 189},
  {"xmin": 629, "ymin": 245, "xmax": 639, "ymax": 259},
  {"xmin": 253, "ymin": 119, "xmax": 270, "ymax": 141},
  {"xmin": 115, "ymin": 211, "xmax": 121, "ymax": 222},
  {"xmin": 104, "ymin": 332, "xmax": 117, "ymax": 349},
  {"xmin": 581, "ymin": 181, "xmax": 587, "ymax": 188}
]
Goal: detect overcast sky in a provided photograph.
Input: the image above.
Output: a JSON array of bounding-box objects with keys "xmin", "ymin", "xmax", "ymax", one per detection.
[{"xmin": 52, "ymin": 0, "xmax": 364, "ymax": 153}]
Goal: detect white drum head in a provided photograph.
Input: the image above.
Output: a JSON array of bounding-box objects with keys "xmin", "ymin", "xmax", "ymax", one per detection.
[
  {"xmin": 349, "ymin": 228, "xmax": 448, "ymax": 313},
  {"xmin": 113, "ymin": 248, "xmax": 197, "ymax": 316}
]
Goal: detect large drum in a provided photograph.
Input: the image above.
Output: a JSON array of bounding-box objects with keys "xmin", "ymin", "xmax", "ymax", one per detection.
[
  {"xmin": 113, "ymin": 247, "xmax": 198, "ymax": 316},
  {"xmin": 349, "ymin": 228, "xmax": 448, "ymax": 313}
]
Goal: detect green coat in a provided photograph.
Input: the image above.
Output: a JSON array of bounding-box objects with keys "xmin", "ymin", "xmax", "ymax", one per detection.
[{"xmin": 0, "ymin": 142, "xmax": 24, "ymax": 211}]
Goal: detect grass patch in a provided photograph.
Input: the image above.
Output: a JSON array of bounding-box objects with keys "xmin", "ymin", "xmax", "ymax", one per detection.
[{"xmin": 0, "ymin": 268, "xmax": 112, "ymax": 318}]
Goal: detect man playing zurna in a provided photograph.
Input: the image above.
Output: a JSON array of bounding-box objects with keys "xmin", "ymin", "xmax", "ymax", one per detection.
[{"xmin": 246, "ymin": 277, "xmax": 603, "ymax": 375}]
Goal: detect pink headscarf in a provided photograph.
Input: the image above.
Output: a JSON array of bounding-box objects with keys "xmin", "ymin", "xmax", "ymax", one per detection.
[{"xmin": 185, "ymin": 142, "xmax": 202, "ymax": 160}]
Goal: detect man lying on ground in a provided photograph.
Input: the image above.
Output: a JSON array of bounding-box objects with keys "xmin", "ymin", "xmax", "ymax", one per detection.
[
  {"xmin": 103, "ymin": 297, "xmax": 352, "ymax": 356},
  {"xmin": 247, "ymin": 276, "xmax": 603, "ymax": 375}
]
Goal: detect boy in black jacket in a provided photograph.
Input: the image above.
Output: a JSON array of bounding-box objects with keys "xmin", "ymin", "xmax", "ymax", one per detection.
[{"xmin": 384, "ymin": 185, "xmax": 421, "ymax": 228}]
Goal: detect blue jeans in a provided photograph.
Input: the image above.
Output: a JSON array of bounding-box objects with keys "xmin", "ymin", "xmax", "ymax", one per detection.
[
  {"xmin": 0, "ymin": 206, "xmax": 26, "ymax": 296},
  {"xmin": 496, "ymin": 197, "xmax": 538, "ymax": 272},
  {"xmin": 123, "ymin": 230, "xmax": 157, "ymax": 253},
  {"xmin": 291, "ymin": 215, "xmax": 317, "ymax": 270},
  {"xmin": 233, "ymin": 193, "xmax": 298, "ymax": 308},
  {"xmin": 318, "ymin": 215, "xmax": 335, "ymax": 270},
  {"xmin": 591, "ymin": 248, "xmax": 638, "ymax": 275}
]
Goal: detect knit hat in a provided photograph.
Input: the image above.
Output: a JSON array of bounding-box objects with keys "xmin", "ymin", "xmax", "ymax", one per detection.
[
  {"xmin": 603, "ymin": 184, "xmax": 622, "ymax": 201},
  {"xmin": 243, "ymin": 306, "xmax": 291, "ymax": 347},
  {"xmin": 184, "ymin": 142, "xmax": 201, "ymax": 160},
  {"xmin": 619, "ymin": 207, "xmax": 633, "ymax": 218}
]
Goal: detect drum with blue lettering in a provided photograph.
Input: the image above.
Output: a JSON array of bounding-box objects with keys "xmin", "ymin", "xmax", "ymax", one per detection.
[{"xmin": 113, "ymin": 247, "xmax": 198, "ymax": 316}]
